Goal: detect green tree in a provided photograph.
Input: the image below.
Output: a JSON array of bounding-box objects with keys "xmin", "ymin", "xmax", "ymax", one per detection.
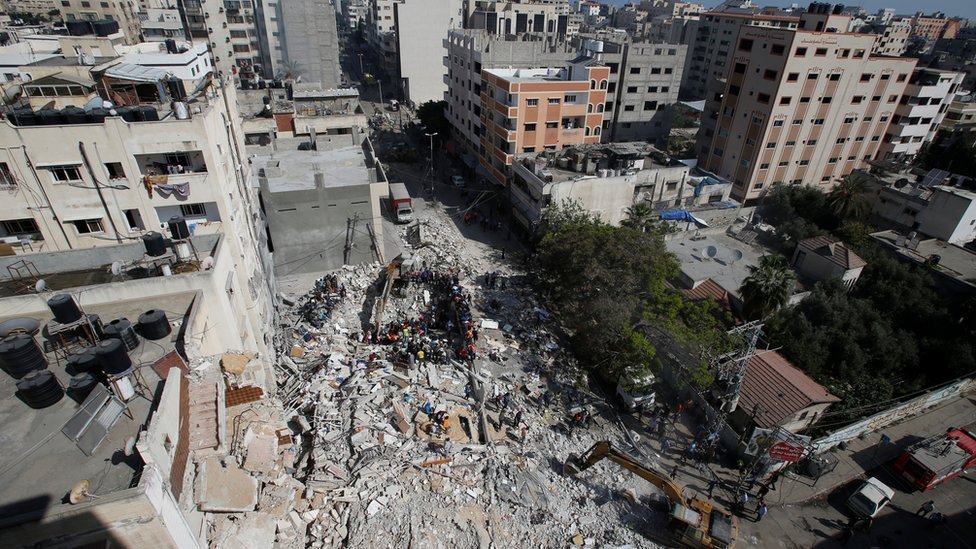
[
  {"xmin": 622, "ymin": 202, "xmax": 655, "ymax": 232},
  {"xmin": 739, "ymin": 254, "xmax": 796, "ymax": 320},
  {"xmin": 415, "ymin": 100, "xmax": 451, "ymax": 138},
  {"xmin": 535, "ymin": 198, "xmax": 599, "ymax": 240},
  {"xmin": 826, "ymin": 173, "xmax": 871, "ymax": 221}
]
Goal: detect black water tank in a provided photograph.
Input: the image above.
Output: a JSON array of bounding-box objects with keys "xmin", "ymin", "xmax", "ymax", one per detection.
[
  {"xmin": 117, "ymin": 107, "xmax": 139, "ymax": 122},
  {"xmin": 7, "ymin": 109, "xmax": 36, "ymax": 126},
  {"xmin": 38, "ymin": 109, "xmax": 64, "ymax": 125},
  {"xmin": 142, "ymin": 231, "xmax": 166, "ymax": 256},
  {"xmin": 67, "ymin": 373, "xmax": 99, "ymax": 403},
  {"xmin": 138, "ymin": 309, "xmax": 171, "ymax": 340},
  {"xmin": 16, "ymin": 369, "xmax": 64, "ymax": 409},
  {"xmin": 167, "ymin": 79, "xmax": 187, "ymax": 101},
  {"xmin": 66, "ymin": 20, "xmax": 93, "ymax": 36},
  {"xmin": 95, "ymin": 337, "xmax": 131, "ymax": 375},
  {"xmin": 62, "ymin": 106, "xmax": 87, "ymax": 124},
  {"xmin": 92, "ymin": 20, "xmax": 119, "ymax": 37},
  {"xmin": 48, "ymin": 293, "xmax": 83, "ymax": 324},
  {"xmin": 65, "ymin": 347, "xmax": 100, "ymax": 376},
  {"xmin": 85, "ymin": 313, "xmax": 105, "ymax": 340},
  {"xmin": 168, "ymin": 216, "xmax": 190, "ymax": 239},
  {"xmin": 104, "ymin": 318, "xmax": 139, "ymax": 351},
  {"xmin": 0, "ymin": 333, "xmax": 47, "ymax": 379},
  {"xmin": 88, "ymin": 108, "xmax": 108, "ymax": 123},
  {"xmin": 165, "ymin": 38, "xmax": 178, "ymax": 54},
  {"xmin": 140, "ymin": 106, "xmax": 159, "ymax": 121}
]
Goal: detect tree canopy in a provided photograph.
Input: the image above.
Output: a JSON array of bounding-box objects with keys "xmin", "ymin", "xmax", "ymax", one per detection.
[
  {"xmin": 740, "ymin": 254, "xmax": 796, "ymax": 320},
  {"xmin": 415, "ymin": 100, "xmax": 451, "ymax": 138}
]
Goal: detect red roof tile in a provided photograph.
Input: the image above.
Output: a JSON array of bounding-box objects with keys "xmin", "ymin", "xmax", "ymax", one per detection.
[
  {"xmin": 680, "ymin": 278, "xmax": 729, "ymax": 303},
  {"xmin": 738, "ymin": 350, "xmax": 839, "ymax": 428},
  {"xmin": 797, "ymin": 236, "xmax": 866, "ymax": 270}
]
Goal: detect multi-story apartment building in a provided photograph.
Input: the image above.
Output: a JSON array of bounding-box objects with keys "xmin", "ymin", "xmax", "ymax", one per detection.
[
  {"xmin": 856, "ymin": 17, "xmax": 911, "ymax": 56},
  {"xmin": 910, "ymin": 12, "xmax": 960, "ymax": 41},
  {"xmin": 466, "ymin": 0, "xmax": 571, "ymax": 35},
  {"xmin": 341, "ymin": 0, "xmax": 368, "ymax": 30},
  {"xmin": 58, "ymin": 0, "xmax": 141, "ymax": 43},
  {"xmin": 396, "ymin": 0, "xmax": 464, "ymax": 104},
  {"xmin": 279, "ymin": 0, "xmax": 341, "ymax": 88},
  {"xmin": 577, "ymin": 37, "xmax": 686, "ymax": 145},
  {"xmin": 4, "ymin": 0, "xmax": 56, "ymax": 16},
  {"xmin": 878, "ymin": 68, "xmax": 964, "ymax": 161},
  {"xmin": 444, "ymin": 30, "xmax": 578, "ymax": 163},
  {"xmin": 479, "ymin": 63, "xmax": 609, "ymax": 186},
  {"xmin": 696, "ymin": 4, "xmax": 918, "ymax": 203},
  {"xmin": 682, "ymin": 7, "xmax": 799, "ymax": 100},
  {"xmin": 138, "ymin": 7, "xmax": 185, "ymax": 42}
]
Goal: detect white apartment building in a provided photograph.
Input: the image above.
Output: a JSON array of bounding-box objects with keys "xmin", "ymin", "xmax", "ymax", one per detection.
[
  {"xmin": 466, "ymin": 0, "xmax": 571, "ymax": 35},
  {"xmin": 878, "ymin": 68, "xmax": 964, "ymax": 161}
]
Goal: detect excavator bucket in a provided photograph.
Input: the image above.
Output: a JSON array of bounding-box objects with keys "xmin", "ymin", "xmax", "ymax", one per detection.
[{"xmin": 562, "ymin": 453, "xmax": 581, "ymax": 476}]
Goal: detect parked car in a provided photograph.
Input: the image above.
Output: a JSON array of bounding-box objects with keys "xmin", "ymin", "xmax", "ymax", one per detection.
[
  {"xmin": 846, "ymin": 477, "xmax": 894, "ymax": 518},
  {"xmin": 451, "ymin": 175, "xmax": 466, "ymax": 188}
]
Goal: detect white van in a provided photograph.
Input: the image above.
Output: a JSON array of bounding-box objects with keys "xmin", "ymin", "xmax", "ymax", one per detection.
[{"xmin": 846, "ymin": 477, "xmax": 894, "ymax": 518}]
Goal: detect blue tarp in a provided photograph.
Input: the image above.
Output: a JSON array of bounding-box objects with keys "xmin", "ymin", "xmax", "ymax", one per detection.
[
  {"xmin": 659, "ymin": 210, "xmax": 696, "ymax": 222},
  {"xmin": 694, "ymin": 176, "xmax": 724, "ymax": 197}
]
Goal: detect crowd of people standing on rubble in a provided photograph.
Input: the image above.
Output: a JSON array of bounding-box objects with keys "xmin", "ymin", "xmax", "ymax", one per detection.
[
  {"xmin": 297, "ymin": 274, "xmax": 347, "ymax": 328},
  {"xmin": 358, "ymin": 268, "xmax": 480, "ymax": 369}
]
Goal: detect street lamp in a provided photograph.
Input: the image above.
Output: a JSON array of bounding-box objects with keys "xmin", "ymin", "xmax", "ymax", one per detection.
[
  {"xmin": 358, "ymin": 53, "xmax": 364, "ymax": 76},
  {"xmin": 425, "ymin": 132, "xmax": 437, "ymax": 172},
  {"xmin": 378, "ymin": 79, "xmax": 384, "ymax": 108}
]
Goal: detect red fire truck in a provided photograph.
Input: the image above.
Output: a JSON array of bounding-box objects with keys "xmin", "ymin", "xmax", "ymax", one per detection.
[{"xmin": 892, "ymin": 423, "xmax": 976, "ymax": 492}]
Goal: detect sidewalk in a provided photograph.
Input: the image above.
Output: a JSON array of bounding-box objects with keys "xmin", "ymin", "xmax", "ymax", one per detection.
[{"xmin": 623, "ymin": 389, "xmax": 976, "ymax": 515}]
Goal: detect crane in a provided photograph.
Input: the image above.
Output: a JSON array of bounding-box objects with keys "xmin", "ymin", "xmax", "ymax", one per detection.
[{"xmin": 564, "ymin": 441, "xmax": 737, "ymax": 549}]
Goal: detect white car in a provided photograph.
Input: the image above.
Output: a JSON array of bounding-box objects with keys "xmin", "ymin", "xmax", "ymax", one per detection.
[
  {"xmin": 451, "ymin": 175, "xmax": 465, "ymax": 188},
  {"xmin": 846, "ymin": 477, "xmax": 894, "ymax": 518}
]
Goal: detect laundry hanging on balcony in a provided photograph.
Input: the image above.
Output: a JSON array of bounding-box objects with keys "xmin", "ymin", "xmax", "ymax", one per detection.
[{"xmin": 154, "ymin": 182, "xmax": 190, "ymax": 198}]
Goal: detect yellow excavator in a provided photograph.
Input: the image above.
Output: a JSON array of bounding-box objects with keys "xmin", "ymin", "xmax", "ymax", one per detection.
[{"xmin": 564, "ymin": 441, "xmax": 737, "ymax": 549}]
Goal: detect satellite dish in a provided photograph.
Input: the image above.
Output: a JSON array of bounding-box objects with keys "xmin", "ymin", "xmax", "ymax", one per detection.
[
  {"xmin": 82, "ymin": 96, "xmax": 104, "ymax": 112},
  {"xmin": 34, "ymin": 279, "xmax": 46, "ymax": 293},
  {"xmin": 200, "ymin": 256, "xmax": 215, "ymax": 270},
  {"xmin": 705, "ymin": 245, "xmax": 717, "ymax": 258},
  {"xmin": 68, "ymin": 479, "xmax": 91, "ymax": 504},
  {"xmin": 110, "ymin": 262, "xmax": 122, "ymax": 275},
  {"xmin": 730, "ymin": 250, "xmax": 743, "ymax": 263}
]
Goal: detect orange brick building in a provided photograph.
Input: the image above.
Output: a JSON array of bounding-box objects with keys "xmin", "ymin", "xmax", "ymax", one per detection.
[{"xmin": 479, "ymin": 64, "xmax": 610, "ymax": 186}]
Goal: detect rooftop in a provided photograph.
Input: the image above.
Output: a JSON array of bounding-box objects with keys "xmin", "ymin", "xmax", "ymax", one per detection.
[
  {"xmin": 739, "ymin": 350, "xmax": 840, "ymax": 429},
  {"xmin": 0, "ymin": 293, "xmax": 193, "ymax": 522},
  {"xmin": 797, "ymin": 236, "xmax": 867, "ymax": 270},
  {"xmin": 906, "ymin": 424, "xmax": 976, "ymax": 475},
  {"xmin": 483, "ymin": 67, "xmax": 568, "ymax": 82},
  {"xmin": 256, "ymin": 146, "xmax": 374, "ymax": 192},
  {"xmin": 871, "ymin": 230, "xmax": 976, "ymax": 287},
  {"xmin": 665, "ymin": 231, "xmax": 767, "ymax": 297},
  {"xmin": 515, "ymin": 142, "xmax": 689, "ymax": 184}
]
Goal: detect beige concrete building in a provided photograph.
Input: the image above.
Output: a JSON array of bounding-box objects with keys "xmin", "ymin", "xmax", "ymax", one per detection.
[
  {"xmin": 58, "ymin": 0, "xmax": 141, "ymax": 44},
  {"xmin": 862, "ymin": 17, "xmax": 911, "ymax": 56},
  {"xmin": 479, "ymin": 63, "xmax": 608, "ymax": 186},
  {"xmin": 466, "ymin": 0, "xmax": 572, "ymax": 35},
  {"xmin": 910, "ymin": 12, "xmax": 960, "ymax": 41},
  {"xmin": 696, "ymin": 6, "xmax": 918, "ymax": 202},
  {"xmin": 3, "ymin": 0, "xmax": 56, "ymax": 16},
  {"xmin": 790, "ymin": 235, "xmax": 866, "ymax": 288}
]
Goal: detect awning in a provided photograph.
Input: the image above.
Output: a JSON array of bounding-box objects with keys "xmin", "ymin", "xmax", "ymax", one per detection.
[{"xmin": 104, "ymin": 63, "xmax": 171, "ymax": 83}]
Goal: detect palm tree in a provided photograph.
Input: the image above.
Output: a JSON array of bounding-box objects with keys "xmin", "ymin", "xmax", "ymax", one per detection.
[
  {"xmin": 826, "ymin": 173, "xmax": 870, "ymax": 221},
  {"xmin": 277, "ymin": 60, "xmax": 304, "ymax": 81},
  {"xmin": 739, "ymin": 254, "xmax": 796, "ymax": 320},
  {"xmin": 622, "ymin": 202, "xmax": 656, "ymax": 232}
]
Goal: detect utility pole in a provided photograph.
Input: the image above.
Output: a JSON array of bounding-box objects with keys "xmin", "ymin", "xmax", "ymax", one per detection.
[
  {"xmin": 425, "ymin": 131, "xmax": 437, "ymax": 197},
  {"xmin": 377, "ymin": 79, "xmax": 384, "ymax": 108}
]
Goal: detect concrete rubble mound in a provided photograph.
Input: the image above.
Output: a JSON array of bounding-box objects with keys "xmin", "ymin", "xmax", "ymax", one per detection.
[{"xmin": 203, "ymin": 209, "xmax": 667, "ymax": 548}]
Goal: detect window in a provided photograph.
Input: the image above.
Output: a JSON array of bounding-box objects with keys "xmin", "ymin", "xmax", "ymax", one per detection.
[
  {"xmin": 880, "ymin": 73, "xmax": 890, "ymax": 80},
  {"xmin": 728, "ymin": 84, "xmax": 740, "ymax": 96},
  {"xmin": 624, "ymin": 105, "xmax": 635, "ymax": 111},
  {"xmin": 650, "ymin": 68, "xmax": 662, "ymax": 74},
  {"xmin": 72, "ymin": 218, "xmax": 103, "ymax": 234},
  {"xmin": 813, "ymin": 118, "xmax": 824, "ymax": 125},
  {"xmin": 523, "ymin": 147, "xmax": 535, "ymax": 153},
  {"xmin": 787, "ymin": 72, "xmax": 799, "ymax": 82},
  {"xmin": 524, "ymin": 123, "xmax": 536, "ymax": 131},
  {"xmin": 766, "ymin": 142, "xmax": 777, "ymax": 149},
  {"xmin": 771, "ymin": 44, "xmax": 785, "ymax": 55},
  {"xmin": 807, "ymin": 73, "xmax": 819, "ymax": 81},
  {"xmin": 888, "ymin": 95, "xmax": 898, "ymax": 103},
  {"xmin": 661, "ymin": 87, "xmax": 669, "ymax": 93},
  {"xmin": 896, "ymin": 73, "xmax": 907, "ymax": 82},
  {"xmin": 872, "ymin": 96, "xmax": 881, "ymax": 102},
  {"xmin": 778, "ymin": 161, "xmax": 789, "ymax": 167},
  {"xmin": 785, "ymin": 140, "xmax": 796, "ymax": 147},
  {"xmin": 795, "ymin": 47, "xmax": 807, "ymax": 56},
  {"xmin": 757, "ymin": 93, "xmax": 771, "ymax": 104},
  {"xmin": 104, "ymin": 162, "xmax": 125, "ymax": 179},
  {"xmin": 548, "ymin": 97, "xmax": 560, "ymax": 105},
  {"xmin": 643, "ymin": 101, "xmax": 658, "ymax": 111},
  {"xmin": 630, "ymin": 67, "xmax": 641, "ymax": 74},
  {"xmin": 880, "ymin": 115, "xmax": 889, "ymax": 122},
  {"xmin": 780, "ymin": 97, "xmax": 792, "ymax": 105},
  {"xmin": 526, "ymin": 99, "xmax": 538, "ymax": 106},
  {"xmin": 798, "ymin": 160, "xmax": 809, "ymax": 166},
  {"xmin": 821, "ymin": 96, "xmax": 832, "ymax": 104},
  {"xmin": 806, "ymin": 139, "xmax": 817, "ymax": 146},
  {"xmin": 852, "ymin": 96, "xmax": 864, "ymax": 105},
  {"xmin": 648, "ymin": 86, "xmax": 658, "ymax": 93},
  {"xmin": 773, "ymin": 120, "xmax": 784, "ymax": 127},
  {"xmin": 799, "ymin": 97, "xmax": 810, "ymax": 103},
  {"xmin": 760, "ymin": 163, "xmax": 770, "ymax": 169},
  {"xmin": 733, "ymin": 62, "xmax": 746, "ymax": 74},
  {"xmin": 860, "ymin": 74, "xmax": 871, "ymax": 82},
  {"xmin": 180, "ymin": 204, "xmax": 206, "ymax": 217},
  {"xmin": 564, "ymin": 94, "xmax": 577, "ymax": 103},
  {"xmin": 836, "ymin": 138, "xmax": 846, "ymax": 144},
  {"xmin": 829, "ymin": 73, "xmax": 840, "ymax": 81},
  {"xmin": 627, "ymin": 86, "xmax": 638, "ymax": 93},
  {"xmin": 828, "ymin": 157, "xmax": 838, "ymax": 163},
  {"xmin": 48, "ymin": 165, "xmax": 82, "ymax": 183},
  {"xmin": 763, "ymin": 69, "xmax": 777, "ymax": 80},
  {"xmin": 854, "ymin": 136, "xmax": 864, "ymax": 142},
  {"xmin": 0, "ymin": 163, "xmax": 14, "ymax": 186},
  {"xmin": 815, "ymin": 48, "xmax": 828, "ymax": 56},
  {"xmin": 1, "ymin": 218, "xmax": 38, "ymax": 235},
  {"xmin": 545, "ymin": 122, "xmax": 558, "ymax": 129}
]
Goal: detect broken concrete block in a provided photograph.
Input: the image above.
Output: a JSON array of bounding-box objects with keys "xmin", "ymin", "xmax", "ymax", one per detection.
[
  {"xmin": 572, "ymin": 534, "xmax": 584, "ymax": 546},
  {"xmin": 195, "ymin": 457, "xmax": 258, "ymax": 512},
  {"xmin": 366, "ymin": 499, "xmax": 385, "ymax": 517},
  {"xmin": 221, "ymin": 352, "xmax": 252, "ymax": 375},
  {"xmin": 290, "ymin": 345, "xmax": 305, "ymax": 358}
]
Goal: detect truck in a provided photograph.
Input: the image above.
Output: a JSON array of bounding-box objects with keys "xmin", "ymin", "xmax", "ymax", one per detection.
[
  {"xmin": 565, "ymin": 441, "xmax": 737, "ymax": 549},
  {"xmin": 616, "ymin": 372, "xmax": 657, "ymax": 412},
  {"xmin": 389, "ymin": 182, "xmax": 413, "ymax": 224}
]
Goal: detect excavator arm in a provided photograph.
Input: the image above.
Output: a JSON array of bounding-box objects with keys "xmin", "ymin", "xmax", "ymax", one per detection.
[{"xmin": 566, "ymin": 441, "xmax": 685, "ymax": 503}]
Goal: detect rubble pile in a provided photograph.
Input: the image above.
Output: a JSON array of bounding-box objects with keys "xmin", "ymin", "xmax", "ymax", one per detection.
[{"xmin": 246, "ymin": 211, "xmax": 669, "ymax": 548}]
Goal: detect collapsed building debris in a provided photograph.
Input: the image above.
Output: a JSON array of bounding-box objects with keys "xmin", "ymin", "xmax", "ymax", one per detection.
[{"xmin": 197, "ymin": 208, "xmax": 669, "ymax": 548}]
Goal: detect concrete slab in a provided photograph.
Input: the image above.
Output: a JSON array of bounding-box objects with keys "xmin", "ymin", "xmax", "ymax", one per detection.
[{"xmin": 196, "ymin": 457, "xmax": 258, "ymax": 512}]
